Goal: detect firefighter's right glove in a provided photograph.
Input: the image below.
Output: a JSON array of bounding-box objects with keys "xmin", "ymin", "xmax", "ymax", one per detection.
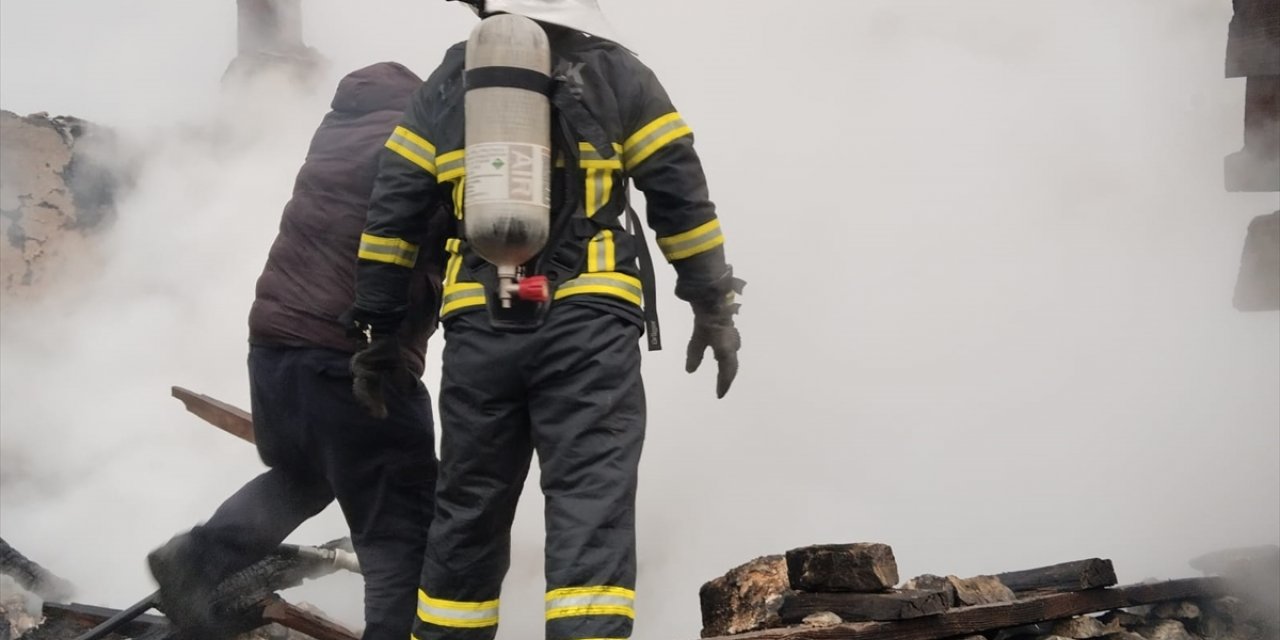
[
  {"xmin": 685, "ymin": 276, "xmax": 745, "ymax": 399},
  {"xmin": 343, "ymin": 308, "xmax": 410, "ymax": 419},
  {"xmin": 350, "ymin": 334, "xmax": 405, "ymax": 419}
]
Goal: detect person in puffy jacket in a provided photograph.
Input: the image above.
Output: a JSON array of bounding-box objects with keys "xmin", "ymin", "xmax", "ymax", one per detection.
[{"xmin": 146, "ymin": 61, "xmax": 446, "ymax": 640}]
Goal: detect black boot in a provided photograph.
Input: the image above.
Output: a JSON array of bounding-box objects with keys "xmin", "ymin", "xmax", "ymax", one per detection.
[{"xmin": 146, "ymin": 533, "xmax": 230, "ymax": 640}]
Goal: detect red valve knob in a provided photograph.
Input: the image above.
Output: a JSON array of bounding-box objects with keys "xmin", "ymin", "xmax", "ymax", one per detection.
[{"xmin": 517, "ymin": 276, "xmax": 550, "ymax": 303}]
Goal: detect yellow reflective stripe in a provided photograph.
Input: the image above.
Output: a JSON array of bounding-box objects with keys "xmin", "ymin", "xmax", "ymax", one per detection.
[
  {"xmin": 602, "ymin": 169, "xmax": 614, "ymax": 216},
  {"xmin": 585, "ymin": 167, "xmax": 599, "ymax": 218},
  {"xmin": 396, "ymin": 127, "xmax": 434, "ymax": 154},
  {"xmin": 445, "ymin": 243, "xmax": 464, "ymax": 285},
  {"xmin": 586, "ymin": 229, "xmax": 616, "ymax": 273},
  {"xmin": 583, "ymin": 165, "xmax": 616, "ymax": 218},
  {"xmin": 545, "ymin": 586, "xmax": 636, "ymax": 621},
  {"xmin": 441, "ymin": 283, "xmax": 485, "ymax": 316},
  {"xmin": 546, "ymin": 605, "xmax": 635, "ymax": 620},
  {"xmin": 417, "ymin": 591, "xmax": 499, "ymax": 628},
  {"xmin": 437, "ymin": 149, "xmax": 466, "ymax": 183},
  {"xmin": 386, "ymin": 126, "xmax": 437, "ymax": 175},
  {"xmin": 358, "ymin": 233, "xmax": 419, "ymax": 268},
  {"xmin": 450, "ymin": 175, "xmax": 466, "ymax": 220},
  {"xmin": 545, "ymin": 586, "xmax": 636, "ymax": 600},
  {"xmin": 440, "ymin": 238, "xmax": 484, "ymax": 316},
  {"xmin": 623, "ymin": 112, "xmax": 692, "ymax": 169},
  {"xmin": 656, "ymin": 219, "xmax": 724, "ymax": 261},
  {"xmin": 555, "ymin": 272, "xmax": 641, "ymax": 306},
  {"xmin": 579, "ymin": 142, "xmax": 624, "ymax": 170}
]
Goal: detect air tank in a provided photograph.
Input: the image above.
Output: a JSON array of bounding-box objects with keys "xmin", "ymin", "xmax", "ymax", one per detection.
[{"xmin": 463, "ymin": 13, "xmax": 552, "ymax": 299}]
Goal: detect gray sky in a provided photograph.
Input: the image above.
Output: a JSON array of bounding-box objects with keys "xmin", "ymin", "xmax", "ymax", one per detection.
[{"xmin": 1, "ymin": 1, "xmax": 1278, "ymax": 638}]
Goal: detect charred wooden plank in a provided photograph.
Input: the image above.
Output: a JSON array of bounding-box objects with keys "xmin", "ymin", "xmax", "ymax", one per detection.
[
  {"xmin": 699, "ymin": 577, "xmax": 1226, "ymax": 640},
  {"xmin": 37, "ymin": 602, "xmax": 169, "ymax": 637},
  {"xmin": 786, "ymin": 544, "xmax": 898, "ymax": 593},
  {"xmin": 948, "ymin": 575, "xmax": 1015, "ymax": 606},
  {"xmin": 779, "ymin": 590, "xmax": 951, "ymax": 624},
  {"xmin": 262, "ymin": 597, "xmax": 361, "ymax": 640},
  {"xmin": 994, "ymin": 558, "xmax": 1117, "ymax": 594},
  {"xmin": 171, "ymin": 385, "xmax": 255, "ymax": 443},
  {"xmin": 72, "ymin": 591, "xmax": 161, "ymax": 640}
]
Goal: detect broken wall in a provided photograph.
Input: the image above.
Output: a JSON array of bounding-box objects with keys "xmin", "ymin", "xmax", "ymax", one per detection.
[{"xmin": 0, "ymin": 111, "xmax": 130, "ymax": 296}]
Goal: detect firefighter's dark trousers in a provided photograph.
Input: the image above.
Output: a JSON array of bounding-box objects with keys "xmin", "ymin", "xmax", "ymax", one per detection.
[
  {"xmin": 188, "ymin": 346, "xmax": 437, "ymax": 640},
  {"xmin": 413, "ymin": 304, "xmax": 646, "ymax": 640}
]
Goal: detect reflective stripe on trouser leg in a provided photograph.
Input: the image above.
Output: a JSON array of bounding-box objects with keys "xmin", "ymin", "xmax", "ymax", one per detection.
[
  {"xmin": 413, "ymin": 314, "xmax": 538, "ymax": 640},
  {"xmin": 526, "ymin": 304, "xmax": 646, "ymax": 640}
]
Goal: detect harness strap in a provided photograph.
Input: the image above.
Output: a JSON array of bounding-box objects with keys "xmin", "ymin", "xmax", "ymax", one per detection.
[
  {"xmin": 464, "ymin": 66, "xmax": 553, "ymax": 95},
  {"xmin": 626, "ymin": 202, "xmax": 662, "ymax": 351}
]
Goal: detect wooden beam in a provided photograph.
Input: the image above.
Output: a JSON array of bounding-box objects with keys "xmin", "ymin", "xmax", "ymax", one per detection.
[
  {"xmin": 39, "ymin": 602, "xmax": 169, "ymax": 637},
  {"xmin": 786, "ymin": 544, "xmax": 899, "ymax": 593},
  {"xmin": 699, "ymin": 578, "xmax": 1226, "ymax": 640},
  {"xmin": 262, "ymin": 598, "xmax": 360, "ymax": 640},
  {"xmin": 779, "ymin": 590, "xmax": 951, "ymax": 624},
  {"xmin": 171, "ymin": 386, "xmax": 255, "ymax": 443},
  {"xmin": 994, "ymin": 558, "xmax": 1117, "ymax": 594}
]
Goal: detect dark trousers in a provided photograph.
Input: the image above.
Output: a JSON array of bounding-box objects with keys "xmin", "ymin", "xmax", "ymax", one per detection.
[
  {"xmin": 414, "ymin": 304, "xmax": 646, "ymax": 640},
  {"xmin": 190, "ymin": 346, "xmax": 437, "ymax": 640}
]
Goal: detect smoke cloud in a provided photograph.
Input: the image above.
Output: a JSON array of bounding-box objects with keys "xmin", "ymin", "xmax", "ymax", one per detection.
[{"xmin": 1, "ymin": 1, "xmax": 1277, "ymax": 637}]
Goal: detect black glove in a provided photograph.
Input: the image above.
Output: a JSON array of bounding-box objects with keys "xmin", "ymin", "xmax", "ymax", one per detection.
[
  {"xmin": 685, "ymin": 277, "xmax": 745, "ymax": 399},
  {"xmin": 343, "ymin": 309, "xmax": 411, "ymax": 419}
]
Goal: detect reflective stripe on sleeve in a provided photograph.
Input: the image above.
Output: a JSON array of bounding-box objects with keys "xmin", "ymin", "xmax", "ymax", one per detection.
[
  {"xmin": 358, "ymin": 233, "xmax": 419, "ymax": 268},
  {"xmin": 579, "ymin": 142, "xmax": 624, "ymax": 170},
  {"xmin": 417, "ymin": 591, "xmax": 499, "ymax": 629},
  {"xmin": 545, "ymin": 586, "xmax": 636, "ymax": 621},
  {"xmin": 655, "ymin": 218, "xmax": 723, "ymax": 261},
  {"xmin": 623, "ymin": 112, "xmax": 692, "ymax": 170},
  {"xmin": 386, "ymin": 126, "xmax": 437, "ymax": 175}
]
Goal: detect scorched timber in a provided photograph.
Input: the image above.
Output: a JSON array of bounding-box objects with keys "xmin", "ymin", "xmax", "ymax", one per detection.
[
  {"xmin": 994, "ymin": 558, "xmax": 1117, "ymax": 594},
  {"xmin": 779, "ymin": 590, "xmax": 951, "ymax": 624},
  {"xmin": 699, "ymin": 577, "xmax": 1226, "ymax": 640},
  {"xmin": 171, "ymin": 385, "xmax": 255, "ymax": 443}
]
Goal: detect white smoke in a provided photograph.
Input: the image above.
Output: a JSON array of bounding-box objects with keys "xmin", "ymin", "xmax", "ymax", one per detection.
[{"xmin": 0, "ymin": 1, "xmax": 1277, "ymax": 639}]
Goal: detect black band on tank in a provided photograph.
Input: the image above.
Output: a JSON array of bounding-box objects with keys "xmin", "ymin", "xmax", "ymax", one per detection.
[{"xmin": 465, "ymin": 66, "xmax": 553, "ymax": 95}]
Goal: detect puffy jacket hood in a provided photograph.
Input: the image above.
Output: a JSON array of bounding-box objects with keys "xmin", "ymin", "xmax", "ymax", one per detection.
[{"xmin": 331, "ymin": 61, "xmax": 423, "ymax": 114}]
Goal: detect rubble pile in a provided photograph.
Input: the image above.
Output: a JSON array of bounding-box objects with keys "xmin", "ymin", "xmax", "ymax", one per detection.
[
  {"xmin": 697, "ymin": 543, "xmax": 1280, "ymax": 640},
  {"xmin": 0, "ymin": 110, "xmax": 131, "ymax": 296}
]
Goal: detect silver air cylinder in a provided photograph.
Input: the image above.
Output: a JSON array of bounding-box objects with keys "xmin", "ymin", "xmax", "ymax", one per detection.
[{"xmin": 463, "ymin": 14, "xmax": 553, "ymax": 304}]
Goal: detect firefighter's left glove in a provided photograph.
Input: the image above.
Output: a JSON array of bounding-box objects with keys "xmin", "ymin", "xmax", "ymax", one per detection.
[
  {"xmin": 343, "ymin": 309, "xmax": 411, "ymax": 419},
  {"xmin": 686, "ymin": 278, "xmax": 746, "ymax": 399}
]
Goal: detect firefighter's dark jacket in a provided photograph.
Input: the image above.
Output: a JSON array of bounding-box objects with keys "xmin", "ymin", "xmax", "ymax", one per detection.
[
  {"xmin": 249, "ymin": 62, "xmax": 447, "ymax": 376},
  {"xmin": 354, "ymin": 26, "xmax": 730, "ymax": 328}
]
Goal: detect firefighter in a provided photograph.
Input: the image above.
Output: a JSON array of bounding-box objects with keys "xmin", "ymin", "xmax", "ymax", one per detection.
[
  {"xmin": 348, "ymin": 2, "xmax": 744, "ymax": 638},
  {"xmin": 147, "ymin": 62, "xmax": 446, "ymax": 640}
]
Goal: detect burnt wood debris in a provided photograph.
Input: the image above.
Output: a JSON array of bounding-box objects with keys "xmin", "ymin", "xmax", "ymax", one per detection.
[
  {"xmin": 697, "ymin": 542, "xmax": 1280, "ymax": 640},
  {"xmin": 0, "ymin": 389, "xmax": 361, "ymax": 640}
]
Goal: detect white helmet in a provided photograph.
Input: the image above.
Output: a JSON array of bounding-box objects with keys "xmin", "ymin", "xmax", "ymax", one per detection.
[{"xmin": 452, "ymin": 0, "xmax": 626, "ymax": 48}]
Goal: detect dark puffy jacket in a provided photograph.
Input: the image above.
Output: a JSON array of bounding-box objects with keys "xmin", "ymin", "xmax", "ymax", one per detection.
[{"xmin": 249, "ymin": 62, "xmax": 444, "ymax": 376}]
